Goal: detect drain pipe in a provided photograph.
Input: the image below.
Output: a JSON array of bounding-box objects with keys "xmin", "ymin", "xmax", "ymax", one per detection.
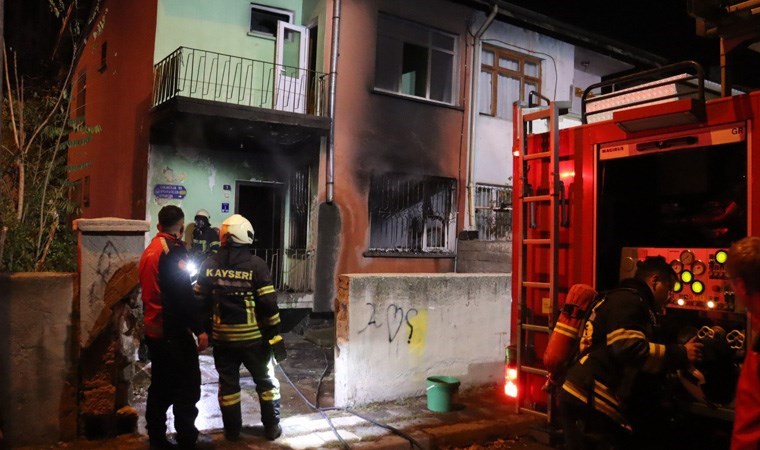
[
  {"xmin": 326, "ymin": 0, "xmax": 341, "ymax": 204},
  {"xmin": 466, "ymin": 4, "xmax": 498, "ymax": 229}
]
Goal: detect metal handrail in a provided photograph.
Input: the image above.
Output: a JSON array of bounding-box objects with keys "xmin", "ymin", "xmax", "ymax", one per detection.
[
  {"xmin": 581, "ymin": 61, "xmax": 705, "ymax": 124},
  {"xmin": 152, "ymin": 47, "xmax": 329, "ymax": 116},
  {"xmin": 250, "ymin": 248, "xmax": 314, "ymax": 293}
]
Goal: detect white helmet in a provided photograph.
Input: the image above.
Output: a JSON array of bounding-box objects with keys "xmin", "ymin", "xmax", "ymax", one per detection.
[
  {"xmin": 220, "ymin": 214, "xmax": 254, "ymax": 245},
  {"xmin": 195, "ymin": 209, "xmax": 210, "ymax": 220}
]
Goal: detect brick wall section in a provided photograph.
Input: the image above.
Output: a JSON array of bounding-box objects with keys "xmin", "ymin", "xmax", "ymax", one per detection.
[{"xmin": 456, "ymin": 240, "xmax": 511, "ymax": 273}]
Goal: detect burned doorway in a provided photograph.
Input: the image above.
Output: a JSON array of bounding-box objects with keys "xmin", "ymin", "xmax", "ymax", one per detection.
[{"xmin": 236, "ymin": 181, "xmax": 285, "ymax": 285}]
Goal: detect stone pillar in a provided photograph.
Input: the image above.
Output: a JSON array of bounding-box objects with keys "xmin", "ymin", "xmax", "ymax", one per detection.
[
  {"xmin": 74, "ymin": 218, "xmax": 149, "ymax": 345},
  {"xmin": 74, "ymin": 218, "xmax": 149, "ymax": 438}
]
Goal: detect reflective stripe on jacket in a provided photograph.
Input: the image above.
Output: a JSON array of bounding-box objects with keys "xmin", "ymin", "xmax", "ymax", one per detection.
[{"xmin": 195, "ymin": 246, "xmax": 280, "ymax": 346}]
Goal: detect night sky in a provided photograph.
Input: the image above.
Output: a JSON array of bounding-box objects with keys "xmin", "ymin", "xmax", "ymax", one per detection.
[
  {"xmin": 4, "ymin": 0, "xmax": 758, "ymax": 89},
  {"xmin": 506, "ymin": 0, "xmax": 760, "ymax": 90}
]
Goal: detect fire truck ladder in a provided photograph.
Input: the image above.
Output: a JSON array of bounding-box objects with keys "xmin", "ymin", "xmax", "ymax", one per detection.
[{"xmin": 514, "ymin": 94, "xmax": 569, "ymax": 422}]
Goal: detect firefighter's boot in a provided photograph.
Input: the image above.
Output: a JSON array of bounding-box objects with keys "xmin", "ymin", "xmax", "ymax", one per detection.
[
  {"xmin": 261, "ymin": 399, "xmax": 282, "ymax": 440},
  {"xmin": 219, "ymin": 392, "xmax": 243, "ymax": 441}
]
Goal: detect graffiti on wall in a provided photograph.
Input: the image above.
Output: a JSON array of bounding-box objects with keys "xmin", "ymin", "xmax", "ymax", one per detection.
[
  {"xmin": 88, "ymin": 240, "xmax": 124, "ymax": 309},
  {"xmin": 358, "ymin": 302, "xmax": 421, "ymax": 344}
]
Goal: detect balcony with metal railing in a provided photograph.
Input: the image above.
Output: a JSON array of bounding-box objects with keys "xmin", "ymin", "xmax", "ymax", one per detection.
[{"xmin": 152, "ymin": 47, "xmax": 329, "ymax": 117}]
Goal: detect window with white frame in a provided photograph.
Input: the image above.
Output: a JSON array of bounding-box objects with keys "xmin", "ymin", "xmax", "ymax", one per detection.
[
  {"xmin": 250, "ymin": 3, "xmax": 293, "ymax": 37},
  {"xmin": 368, "ymin": 173, "xmax": 456, "ymax": 254},
  {"xmin": 375, "ymin": 14, "xmax": 457, "ymax": 104},
  {"xmin": 479, "ymin": 45, "xmax": 541, "ymax": 121}
]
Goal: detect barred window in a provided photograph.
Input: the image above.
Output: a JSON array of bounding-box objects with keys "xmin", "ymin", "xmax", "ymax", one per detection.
[
  {"xmin": 368, "ymin": 173, "xmax": 456, "ymax": 254},
  {"xmin": 475, "ymin": 183, "xmax": 512, "ymax": 241}
]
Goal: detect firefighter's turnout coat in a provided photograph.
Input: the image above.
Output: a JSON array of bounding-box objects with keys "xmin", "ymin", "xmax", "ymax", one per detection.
[
  {"xmin": 196, "ymin": 246, "xmax": 281, "ymax": 345},
  {"xmin": 560, "ymin": 278, "xmax": 689, "ymax": 431},
  {"xmin": 195, "ymin": 245, "xmax": 282, "ymax": 434}
]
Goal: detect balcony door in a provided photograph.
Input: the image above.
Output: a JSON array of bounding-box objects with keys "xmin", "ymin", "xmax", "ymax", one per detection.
[{"xmin": 275, "ymin": 22, "xmax": 309, "ymax": 113}]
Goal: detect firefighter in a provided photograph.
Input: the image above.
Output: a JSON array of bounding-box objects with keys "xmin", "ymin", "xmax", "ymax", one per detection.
[
  {"xmin": 138, "ymin": 205, "xmax": 209, "ymax": 449},
  {"xmin": 727, "ymin": 236, "xmax": 760, "ymax": 450},
  {"xmin": 557, "ymin": 256, "xmax": 703, "ymax": 450},
  {"xmin": 188, "ymin": 209, "xmax": 220, "ymax": 260},
  {"xmin": 195, "ymin": 214, "xmax": 286, "ymax": 442}
]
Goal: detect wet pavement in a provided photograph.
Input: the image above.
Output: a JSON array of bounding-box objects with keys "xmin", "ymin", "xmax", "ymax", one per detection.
[
  {"xmin": 132, "ymin": 331, "xmax": 336, "ymax": 434},
  {"xmin": 19, "ymin": 328, "xmax": 544, "ymax": 449}
]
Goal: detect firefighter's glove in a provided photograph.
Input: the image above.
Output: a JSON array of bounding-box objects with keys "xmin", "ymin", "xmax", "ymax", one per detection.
[{"xmin": 269, "ymin": 335, "xmax": 287, "ymax": 363}]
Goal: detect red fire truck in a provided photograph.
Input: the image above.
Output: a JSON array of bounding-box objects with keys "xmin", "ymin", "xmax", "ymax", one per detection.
[{"xmin": 508, "ymin": 61, "xmax": 758, "ymax": 445}]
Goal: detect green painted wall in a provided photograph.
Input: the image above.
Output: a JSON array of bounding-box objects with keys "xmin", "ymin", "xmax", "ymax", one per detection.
[
  {"xmin": 154, "ymin": 0, "xmax": 314, "ymax": 64},
  {"xmin": 146, "ymin": 145, "xmax": 279, "ymax": 236}
]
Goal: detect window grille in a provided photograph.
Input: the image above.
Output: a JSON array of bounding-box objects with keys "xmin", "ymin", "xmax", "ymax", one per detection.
[
  {"xmin": 369, "ymin": 174, "xmax": 456, "ymax": 254},
  {"xmin": 475, "ymin": 183, "xmax": 512, "ymax": 241},
  {"xmin": 288, "ymin": 168, "xmax": 309, "ymax": 249}
]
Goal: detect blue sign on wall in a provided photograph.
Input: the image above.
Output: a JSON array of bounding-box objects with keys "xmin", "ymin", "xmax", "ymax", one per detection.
[
  {"xmin": 221, "ymin": 203, "xmax": 230, "ymax": 213},
  {"xmin": 153, "ymin": 184, "xmax": 187, "ymax": 199}
]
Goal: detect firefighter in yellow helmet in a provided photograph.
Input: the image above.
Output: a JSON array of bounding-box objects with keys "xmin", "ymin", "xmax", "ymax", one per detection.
[{"xmin": 194, "ymin": 214, "xmax": 285, "ymax": 441}]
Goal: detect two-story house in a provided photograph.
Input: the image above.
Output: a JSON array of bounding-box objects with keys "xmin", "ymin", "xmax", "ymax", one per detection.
[{"xmin": 69, "ymin": 0, "xmax": 650, "ymax": 312}]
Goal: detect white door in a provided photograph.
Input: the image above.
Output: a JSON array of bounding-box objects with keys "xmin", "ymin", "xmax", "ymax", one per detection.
[{"xmin": 275, "ymin": 22, "xmax": 309, "ymax": 113}]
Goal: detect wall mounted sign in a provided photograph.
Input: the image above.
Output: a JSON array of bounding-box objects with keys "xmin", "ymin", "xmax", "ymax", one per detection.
[
  {"xmin": 223, "ymin": 184, "xmax": 231, "ymax": 191},
  {"xmin": 153, "ymin": 184, "xmax": 187, "ymax": 199},
  {"xmin": 221, "ymin": 203, "xmax": 230, "ymax": 213}
]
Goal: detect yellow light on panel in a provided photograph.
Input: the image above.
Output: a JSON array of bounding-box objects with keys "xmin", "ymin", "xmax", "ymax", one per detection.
[
  {"xmin": 691, "ymin": 280, "xmax": 705, "ymax": 295},
  {"xmin": 681, "ymin": 270, "xmax": 693, "ymax": 284},
  {"xmin": 673, "ymin": 281, "xmax": 683, "ymax": 293},
  {"xmin": 715, "ymin": 250, "xmax": 728, "ymax": 265}
]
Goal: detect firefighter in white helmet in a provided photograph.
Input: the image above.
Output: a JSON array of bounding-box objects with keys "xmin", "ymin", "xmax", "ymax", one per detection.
[
  {"xmin": 188, "ymin": 209, "xmax": 220, "ymax": 259},
  {"xmin": 194, "ymin": 214, "xmax": 285, "ymax": 441}
]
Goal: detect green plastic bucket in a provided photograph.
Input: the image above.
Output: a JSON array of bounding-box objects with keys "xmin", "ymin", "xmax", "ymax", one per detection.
[{"xmin": 426, "ymin": 376, "xmax": 461, "ymax": 412}]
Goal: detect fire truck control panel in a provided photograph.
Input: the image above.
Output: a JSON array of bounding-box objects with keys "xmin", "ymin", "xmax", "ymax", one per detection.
[{"xmin": 620, "ymin": 247, "xmax": 739, "ymax": 312}]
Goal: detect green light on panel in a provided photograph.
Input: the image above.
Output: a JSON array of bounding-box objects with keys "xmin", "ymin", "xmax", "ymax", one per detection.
[
  {"xmin": 715, "ymin": 250, "xmax": 728, "ymax": 265},
  {"xmin": 681, "ymin": 270, "xmax": 693, "ymax": 284},
  {"xmin": 691, "ymin": 280, "xmax": 705, "ymax": 295}
]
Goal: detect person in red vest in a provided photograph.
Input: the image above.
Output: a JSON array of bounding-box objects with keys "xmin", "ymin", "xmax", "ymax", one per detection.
[
  {"xmin": 728, "ymin": 236, "xmax": 760, "ymax": 450},
  {"xmin": 139, "ymin": 205, "xmax": 209, "ymax": 449}
]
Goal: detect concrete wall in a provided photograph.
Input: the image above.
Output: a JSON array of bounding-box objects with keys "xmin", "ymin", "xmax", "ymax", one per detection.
[
  {"xmin": 0, "ymin": 273, "xmax": 78, "ymax": 446},
  {"xmin": 456, "ymin": 240, "xmax": 511, "ymax": 274},
  {"xmin": 334, "ymin": 273, "xmax": 511, "ymax": 407}
]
